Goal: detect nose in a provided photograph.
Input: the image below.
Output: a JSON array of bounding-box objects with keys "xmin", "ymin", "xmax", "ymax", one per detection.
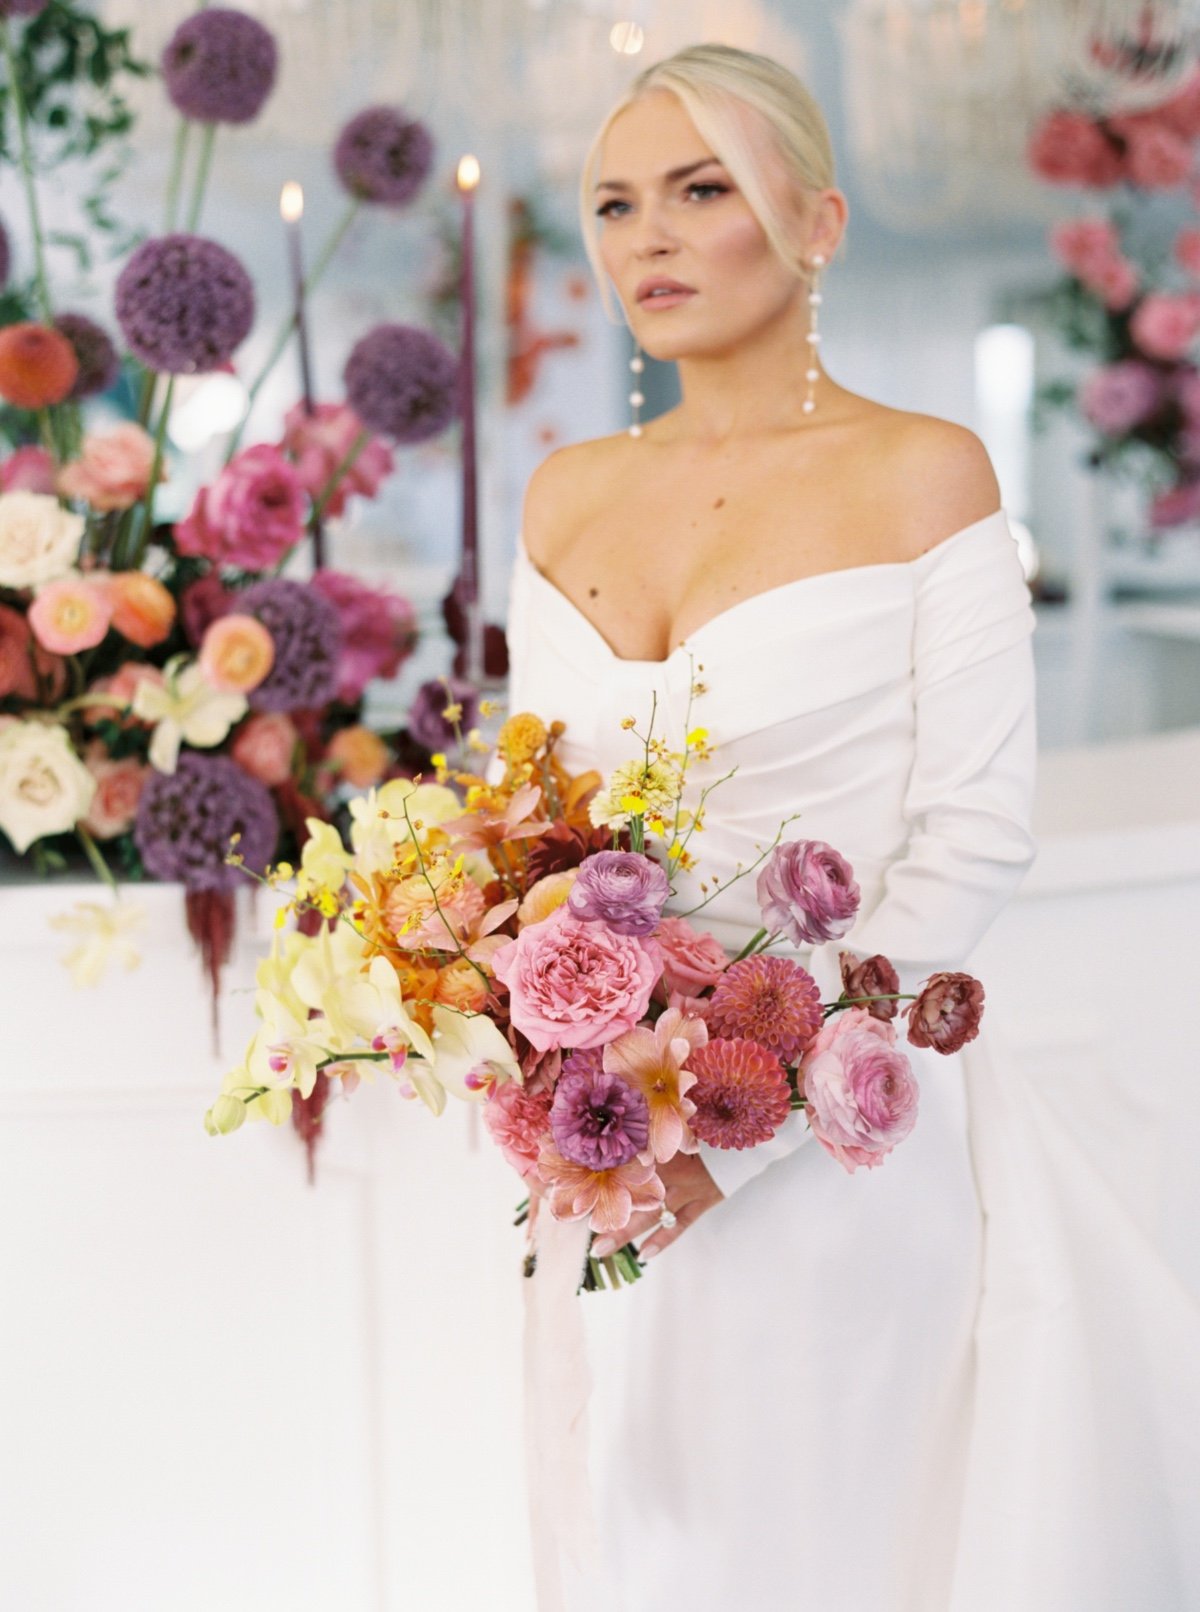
[{"xmin": 630, "ymin": 198, "xmax": 678, "ymax": 260}]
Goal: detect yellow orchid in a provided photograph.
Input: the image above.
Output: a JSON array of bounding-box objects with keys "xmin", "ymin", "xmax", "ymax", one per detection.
[
  {"xmin": 295, "ymin": 818, "xmax": 352, "ymax": 911},
  {"xmin": 428, "ymin": 1004, "xmax": 522, "ymax": 1102},
  {"xmin": 348, "ymin": 778, "xmax": 464, "ymax": 874},
  {"xmin": 288, "ymin": 919, "xmax": 373, "ymax": 1046},
  {"xmin": 246, "ymin": 990, "xmax": 338, "ymax": 1101},
  {"xmin": 132, "ymin": 653, "xmax": 247, "ymax": 774},
  {"xmin": 49, "ymin": 896, "xmax": 146, "ymax": 987}
]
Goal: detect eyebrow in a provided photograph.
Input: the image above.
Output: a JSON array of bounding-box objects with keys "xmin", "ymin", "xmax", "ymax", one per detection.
[{"xmin": 594, "ymin": 156, "xmax": 726, "ymax": 193}]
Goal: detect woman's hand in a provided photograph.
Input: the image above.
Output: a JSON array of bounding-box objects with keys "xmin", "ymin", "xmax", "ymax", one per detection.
[{"xmin": 591, "ymin": 1150, "xmax": 724, "ymax": 1262}]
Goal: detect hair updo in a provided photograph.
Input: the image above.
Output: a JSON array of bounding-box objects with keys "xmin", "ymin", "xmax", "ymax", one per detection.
[{"xmin": 579, "ymin": 42, "xmax": 840, "ymax": 321}]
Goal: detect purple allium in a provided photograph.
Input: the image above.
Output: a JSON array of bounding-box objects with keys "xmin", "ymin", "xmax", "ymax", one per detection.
[
  {"xmin": 407, "ymin": 674, "xmax": 477, "ymax": 751},
  {"xmin": 0, "ymin": 217, "xmax": 9, "ymax": 289},
  {"xmin": 134, "ymin": 752, "xmax": 277, "ymax": 891},
  {"xmin": 162, "ymin": 8, "xmax": 278, "ymax": 126},
  {"xmin": 237, "ymin": 578, "xmax": 342, "ymax": 712},
  {"xmin": 115, "ymin": 234, "xmax": 254, "ymax": 375},
  {"xmin": 333, "ymin": 106, "xmax": 434, "ymax": 206},
  {"xmin": 550, "ymin": 1066, "xmax": 650, "ymax": 1170},
  {"xmin": 343, "ymin": 323, "xmax": 458, "ymax": 443},
  {"xmin": 567, "ymin": 849, "xmax": 669, "ymax": 936},
  {"xmin": 54, "ymin": 313, "xmax": 120, "ymax": 399},
  {"xmin": 756, "ymin": 838, "xmax": 861, "ymax": 947}
]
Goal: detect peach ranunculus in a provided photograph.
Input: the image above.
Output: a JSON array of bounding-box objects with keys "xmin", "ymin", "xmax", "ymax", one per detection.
[
  {"xmin": 325, "ymin": 724, "xmax": 388, "ymax": 788},
  {"xmin": 517, "ymin": 868, "xmax": 577, "ymax": 928},
  {"xmin": 28, "ymin": 573, "xmax": 112, "ymax": 654},
  {"xmin": 433, "ymin": 956, "xmax": 490, "ymax": 1013},
  {"xmin": 1130, "ymin": 292, "xmax": 1200, "ymax": 361},
  {"xmin": 102, "ymin": 571, "xmax": 176, "ymax": 649},
  {"xmin": 601, "ymin": 1005, "xmax": 706, "ymax": 1163},
  {"xmin": 83, "ymin": 663, "xmax": 166, "ymax": 729},
  {"xmin": 79, "ymin": 746, "xmax": 148, "ymax": 839},
  {"xmin": 385, "ymin": 866, "xmax": 488, "ymax": 952},
  {"xmin": 0, "ymin": 323, "xmax": 78, "ymax": 409},
  {"xmin": 230, "ymin": 711, "xmax": 297, "ymax": 787},
  {"xmin": 57, "ymin": 423, "xmax": 158, "ymax": 512},
  {"xmin": 199, "ymin": 613, "xmax": 275, "ymax": 694}
]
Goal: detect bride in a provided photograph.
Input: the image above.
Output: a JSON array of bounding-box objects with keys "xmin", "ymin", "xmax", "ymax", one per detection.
[{"xmin": 505, "ymin": 42, "xmax": 1199, "ymax": 1612}]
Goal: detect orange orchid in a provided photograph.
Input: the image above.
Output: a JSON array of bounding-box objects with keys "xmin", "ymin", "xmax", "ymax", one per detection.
[{"xmin": 601, "ymin": 1006, "xmax": 707, "ymax": 1163}]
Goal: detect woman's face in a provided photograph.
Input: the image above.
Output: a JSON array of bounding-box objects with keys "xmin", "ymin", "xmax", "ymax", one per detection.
[{"xmin": 595, "ymin": 88, "xmax": 826, "ymax": 361}]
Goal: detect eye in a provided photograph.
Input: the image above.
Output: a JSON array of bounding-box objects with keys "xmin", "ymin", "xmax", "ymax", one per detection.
[
  {"xmin": 596, "ymin": 198, "xmax": 631, "ymax": 219},
  {"xmin": 684, "ymin": 181, "xmax": 729, "ymax": 201}
]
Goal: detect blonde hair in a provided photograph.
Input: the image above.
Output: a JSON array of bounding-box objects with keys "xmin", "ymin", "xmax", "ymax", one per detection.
[{"xmin": 579, "ymin": 43, "xmax": 839, "ymax": 322}]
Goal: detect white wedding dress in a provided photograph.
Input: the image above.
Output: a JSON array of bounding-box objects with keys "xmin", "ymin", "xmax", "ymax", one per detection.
[{"xmin": 504, "ymin": 507, "xmax": 1200, "ymax": 1612}]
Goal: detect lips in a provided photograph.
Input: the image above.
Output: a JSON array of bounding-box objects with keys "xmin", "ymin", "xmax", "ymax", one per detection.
[{"xmin": 636, "ymin": 277, "xmax": 696, "ymax": 304}]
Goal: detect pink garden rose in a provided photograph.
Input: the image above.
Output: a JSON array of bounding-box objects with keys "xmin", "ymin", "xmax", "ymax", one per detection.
[
  {"xmin": 482, "ymin": 1079, "xmax": 554, "ymax": 1179},
  {"xmin": 1113, "ymin": 116, "xmax": 1194, "ymax": 190},
  {"xmin": 1130, "ymin": 292, "xmax": 1200, "ymax": 361},
  {"xmin": 1027, "ymin": 111, "xmax": 1122, "ymax": 189},
  {"xmin": 230, "ymin": 711, "xmax": 297, "ymax": 787},
  {"xmin": 57, "ymin": 423, "xmax": 156, "ymax": 512},
  {"xmin": 0, "ymin": 445, "xmax": 55, "ymax": 494},
  {"xmin": 309, "ymin": 568, "xmax": 417, "ymax": 702},
  {"xmin": 281, "ymin": 402, "xmax": 394, "ymax": 519},
  {"xmin": 492, "ymin": 905, "xmax": 661, "ymax": 1051},
  {"xmin": 802, "ymin": 1007, "xmax": 919, "ymax": 1173},
  {"xmin": 1175, "ymin": 226, "xmax": 1200, "ymax": 279},
  {"xmin": 79, "ymin": 746, "xmax": 148, "ymax": 839},
  {"xmin": 1078, "ymin": 361, "xmax": 1163, "ymax": 435},
  {"xmin": 655, "ymin": 914, "xmax": 728, "ymax": 996},
  {"xmin": 175, "ymin": 444, "xmax": 307, "ymax": 569},
  {"xmin": 1049, "ymin": 217, "xmax": 1119, "ymax": 279}
]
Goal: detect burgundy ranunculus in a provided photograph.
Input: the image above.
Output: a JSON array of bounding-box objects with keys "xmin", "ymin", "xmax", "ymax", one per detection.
[
  {"xmin": 839, "ymin": 950, "xmax": 902, "ymax": 1024},
  {"xmin": 905, "ymin": 972, "xmax": 985, "ymax": 1055}
]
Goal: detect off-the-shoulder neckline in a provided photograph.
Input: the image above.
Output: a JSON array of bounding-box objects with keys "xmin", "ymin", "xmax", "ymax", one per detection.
[{"xmin": 516, "ymin": 507, "xmax": 1009, "ymax": 669}]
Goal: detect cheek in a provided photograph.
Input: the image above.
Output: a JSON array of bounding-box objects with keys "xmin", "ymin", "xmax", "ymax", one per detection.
[{"xmin": 703, "ymin": 209, "xmax": 778, "ymax": 276}]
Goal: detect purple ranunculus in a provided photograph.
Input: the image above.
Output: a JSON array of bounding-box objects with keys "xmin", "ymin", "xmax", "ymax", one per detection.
[
  {"xmin": 343, "ymin": 323, "xmax": 458, "ymax": 444},
  {"xmin": 550, "ymin": 1066, "xmax": 650, "ymax": 1171},
  {"xmin": 115, "ymin": 234, "xmax": 254, "ymax": 375},
  {"xmin": 1078, "ymin": 361, "xmax": 1163, "ymax": 437},
  {"xmin": 756, "ymin": 838, "xmax": 861, "ymax": 947},
  {"xmin": 237, "ymin": 578, "xmax": 342, "ymax": 712},
  {"xmin": 567, "ymin": 849, "xmax": 670, "ymax": 936},
  {"xmin": 333, "ymin": 107, "xmax": 434, "ymax": 207},
  {"xmin": 407, "ymin": 675, "xmax": 477, "ymax": 752},
  {"xmin": 162, "ymin": 9, "xmax": 278, "ymax": 126},
  {"xmin": 134, "ymin": 752, "xmax": 277, "ymax": 891},
  {"xmin": 53, "ymin": 313, "xmax": 120, "ymax": 399},
  {"xmin": 310, "ymin": 568, "xmax": 418, "ymax": 702}
]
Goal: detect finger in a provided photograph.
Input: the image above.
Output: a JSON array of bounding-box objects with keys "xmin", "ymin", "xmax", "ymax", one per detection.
[
  {"xmin": 592, "ymin": 1206, "xmax": 664, "ymax": 1260},
  {"xmin": 637, "ymin": 1197, "xmax": 707, "ymax": 1262}
]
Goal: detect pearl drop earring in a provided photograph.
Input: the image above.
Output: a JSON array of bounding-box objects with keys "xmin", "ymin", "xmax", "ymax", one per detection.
[
  {"xmin": 803, "ymin": 251, "xmax": 826, "ymax": 417},
  {"xmin": 629, "ymin": 343, "xmax": 645, "ymax": 438}
]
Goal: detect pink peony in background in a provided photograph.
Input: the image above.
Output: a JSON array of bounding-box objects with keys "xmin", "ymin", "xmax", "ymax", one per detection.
[
  {"xmin": 1129, "ymin": 292, "xmax": 1200, "ymax": 361},
  {"xmin": 79, "ymin": 746, "xmax": 148, "ymax": 839},
  {"xmin": 309, "ymin": 568, "xmax": 417, "ymax": 702},
  {"xmin": 175, "ymin": 444, "xmax": 307, "ymax": 569},
  {"xmin": 281, "ymin": 402, "xmax": 394, "ymax": 519},
  {"xmin": 1112, "ymin": 116, "xmax": 1195, "ymax": 189},
  {"xmin": 1027, "ymin": 111, "xmax": 1122, "ymax": 188}
]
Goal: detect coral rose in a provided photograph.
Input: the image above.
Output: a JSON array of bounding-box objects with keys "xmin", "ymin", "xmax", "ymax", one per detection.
[
  {"xmin": 0, "ymin": 600, "xmax": 66, "ymax": 701},
  {"xmin": 28, "ymin": 574, "xmax": 112, "ymax": 654},
  {"xmin": 229, "ymin": 711, "xmax": 297, "ymax": 786},
  {"xmin": 1027, "ymin": 111, "xmax": 1122, "ymax": 188},
  {"xmin": 1130, "ymin": 293, "xmax": 1200, "ymax": 362},
  {"xmin": 103, "ymin": 571, "xmax": 176, "ymax": 648},
  {"xmin": 325, "ymin": 723, "xmax": 388, "ymax": 788},
  {"xmin": 0, "ymin": 322, "xmax": 79, "ymax": 408},
  {"xmin": 491, "ymin": 905, "xmax": 661, "ymax": 1052},
  {"xmin": 84, "ymin": 663, "xmax": 165, "ymax": 729},
  {"xmin": 802, "ymin": 1007, "xmax": 919, "ymax": 1173},
  {"xmin": 57, "ymin": 423, "xmax": 158, "ymax": 512},
  {"xmin": 655, "ymin": 914, "xmax": 728, "ymax": 996},
  {"xmin": 199, "ymin": 612, "xmax": 275, "ymax": 693},
  {"xmin": 79, "ymin": 747, "xmax": 148, "ymax": 839}
]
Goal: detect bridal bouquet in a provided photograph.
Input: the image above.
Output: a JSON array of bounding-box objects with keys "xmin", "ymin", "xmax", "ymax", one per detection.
[{"xmin": 208, "ymin": 690, "xmax": 986, "ymax": 1290}]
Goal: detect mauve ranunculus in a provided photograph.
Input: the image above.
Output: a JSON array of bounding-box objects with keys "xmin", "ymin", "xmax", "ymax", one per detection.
[
  {"xmin": 281, "ymin": 401, "xmax": 394, "ymax": 518},
  {"xmin": 839, "ymin": 950, "xmax": 901, "ymax": 1023},
  {"xmin": 906, "ymin": 971, "xmax": 985, "ymax": 1054},
  {"xmin": 491, "ymin": 905, "xmax": 660, "ymax": 1052},
  {"xmin": 566, "ymin": 849, "xmax": 669, "ymax": 936},
  {"xmin": 309, "ymin": 568, "xmax": 417, "ymax": 702},
  {"xmin": 175, "ymin": 444, "xmax": 306, "ymax": 569},
  {"xmin": 550, "ymin": 1066, "xmax": 650, "ymax": 1170},
  {"xmin": 1130, "ymin": 292, "xmax": 1200, "ymax": 362},
  {"xmin": 1, "ymin": 445, "xmax": 55, "ymax": 494},
  {"xmin": 1078, "ymin": 361, "xmax": 1163, "ymax": 436},
  {"xmin": 756, "ymin": 838, "xmax": 860, "ymax": 947},
  {"xmin": 1027, "ymin": 111, "xmax": 1122, "ymax": 188},
  {"xmin": 1112, "ymin": 116, "xmax": 1193, "ymax": 190},
  {"xmin": 656, "ymin": 914, "xmax": 729, "ymax": 997},
  {"xmin": 802, "ymin": 1007, "xmax": 919, "ymax": 1173}
]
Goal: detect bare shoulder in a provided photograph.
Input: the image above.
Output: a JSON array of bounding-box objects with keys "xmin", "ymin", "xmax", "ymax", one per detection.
[
  {"xmin": 520, "ymin": 433, "xmax": 633, "ymax": 568},
  {"xmin": 878, "ymin": 412, "xmax": 1003, "ymax": 560}
]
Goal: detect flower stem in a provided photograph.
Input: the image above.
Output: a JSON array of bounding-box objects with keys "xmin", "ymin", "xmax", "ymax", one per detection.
[
  {"xmin": 185, "ymin": 122, "xmax": 217, "ymax": 231},
  {"xmin": 2, "ymin": 19, "xmax": 52, "ymax": 322},
  {"xmin": 164, "ymin": 117, "xmax": 191, "ymax": 232},
  {"xmin": 730, "ymin": 926, "xmax": 767, "ymax": 963},
  {"xmin": 126, "ymin": 375, "xmax": 174, "ymax": 569},
  {"xmin": 310, "ymin": 427, "xmax": 369, "ymax": 523},
  {"xmin": 75, "ymin": 824, "xmax": 116, "ymax": 893}
]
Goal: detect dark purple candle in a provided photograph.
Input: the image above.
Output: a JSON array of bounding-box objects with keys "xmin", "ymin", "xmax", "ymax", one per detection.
[
  {"xmin": 457, "ymin": 153, "xmax": 481, "ymax": 681},
  {"xmin": 281, "ymin": 180, "xmax": 324, "ymax": 567}
]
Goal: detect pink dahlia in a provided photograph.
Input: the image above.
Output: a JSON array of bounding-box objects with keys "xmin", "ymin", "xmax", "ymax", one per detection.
[
  {"xmin": 706, "ymin": 954, "xmax": 823, "ymax": 1064},
  {"xmin": 687, "ymin": 1037, "xmax": 792, "ymax": 1151},
  {"xmin": 483, "ymin": 1079, "xmax": 553, "ymax": 1179},
  {"xmin": 534, "ymin": 1137, "xmax": 665, "ymax": 1235}
]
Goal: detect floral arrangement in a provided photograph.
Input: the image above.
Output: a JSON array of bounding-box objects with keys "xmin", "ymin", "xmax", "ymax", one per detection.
[
  {"xmin": 208, "ymin": 697, "xmax": 986, "ymax": 1284},
  {"xmin": 1027, "ymin": 67, "xmax": 1200, "ymax": 528},
  {"xmin": 0, "ymin": 4, "xmax": 476, "ymax": 1026}
]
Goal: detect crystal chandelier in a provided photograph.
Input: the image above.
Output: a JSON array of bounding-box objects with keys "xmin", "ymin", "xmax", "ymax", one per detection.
[{"xmin": 837, "ymin": 0, "xmax": 1200, "ymax": 229}]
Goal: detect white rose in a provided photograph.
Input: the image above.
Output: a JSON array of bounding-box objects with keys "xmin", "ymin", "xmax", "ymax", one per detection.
[
  {"xmin": 0, "ymin": 491, "xmax": 86, "ymax": 589},
  {"xmin": 0, "ymin": 719, "xmax": 97, "ymax": 854}
]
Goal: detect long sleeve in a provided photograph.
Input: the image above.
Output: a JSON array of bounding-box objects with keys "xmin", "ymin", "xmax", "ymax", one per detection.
[{"xmin": 700, "ymin": 513, "xmax": 1039, "ymax": 1199}]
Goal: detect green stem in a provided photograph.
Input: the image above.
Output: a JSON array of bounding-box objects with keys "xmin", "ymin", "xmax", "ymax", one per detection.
[
  {"xmin": 730, "ymin": 926, "xmax": 767, "ymax": 964},
  {"xmin": 226, "ymin": 199, "xmax": 361, "ymax": 460},
  {"xmin": 127, "ymin": 375, "xmax": 174, "ymax": 570},
  {"xmin": 310, "ymin": 428, "xmax": 369, "ymax": 523},
  {"xmin": 75, "ymin": 824, "xmax": 116, "ymax": 893},
  {"xmin": 2, "ymin": 20, "xmax": 52, "ymax": 322},
  {"xmin": 185, "ymin": 121, "xmax": 217, "ymax": 231},
  {"xmin": 164, "ymin": 117, "xmax": 191, "ymax": 232}
]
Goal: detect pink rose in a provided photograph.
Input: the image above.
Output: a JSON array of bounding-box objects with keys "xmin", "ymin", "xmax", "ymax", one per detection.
[
  {"xmin": 802, "ymin": 1007, "xmax": 919, "ymax": 1173},
  {"xmin": 1158, "ymin": 70, "xmax": 1200, "ymax": 140},
  {"xmin": 1130, "ymin": 292, "xmax": 1200, "ymax": 361},
  {"xmin": 1150, "ymin": 478, "xmax": 1200, "ymax": 528},
  {"xmin": 83, "ymin": 663, "xmax": 164, "ymax": 729},
  {"xmin": 309, "ymin": 568, "xmax": 417, "ymax": 702},
  {"xmin": 1049, "ymin": 217, "xmax": 1119, "ymax": 279},
  {"xmin": 1, "ymin": 445, "xmax": 56, "ymax": 494},
  {"xmin": 1175, "ymin": 226, "xmax": 1200, "ymax": 279},
  {"xmin": 655, "ymin": 914, "xmax": 728, "ymax": 996},
  {"xmin": 280, "ymin": 402, "xmax": 394, "ymax": 519},
  {"xmin": 79, "ymin": 747, "xmax": 148, "ymax": 839},
  {"xmin": 1089, "ymin": 256, "xmax": 1140, "ymax": 311},
  {"xmin": 482, "ymin": 1080, "xmax": 554, "ymax": 1179},
  {"xmin": 491, "ymin": 905, "xmax": 661, "ymax": 1052},
  {"xmin": 230, "ymin": 711, "xmax": 297, "ymax": 787},
  {"xmin": 57, "ymin": 423, "xmax": 156, "ymax": 512},
  {"xmin": 175, "ymin": 445, "xmax": 307, "ymax": 569},
  {"xmin": 1113, "ymin": 117, "xmax": 1194, "ymax": 189},
  {"xmin": 1078, "ymin": 361, "xmax": 1163, "ymax": 435},
  {"xmin": 1027, "ymin": 111, "xmax": 1122, "ymax": 188}
]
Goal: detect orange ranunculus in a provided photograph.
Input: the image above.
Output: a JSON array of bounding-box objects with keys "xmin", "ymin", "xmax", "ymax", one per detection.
[
  {"xmin": 326, "ymin": 724, "xmax": 388, "ymax": 789},
  {"xmin": 28, "ymin": 574, "xmax": 112, "ymax": 655},
  {"xmin": 0, "ymin": 323, "xmax": 79, "ymax": 410},
  {"xmin": 198, "ymin": 612, "xmax": 274, "ymax": 693},
  {"xmin": 104, "ymin": 571, "xmax": 176, "ymax": 649}
]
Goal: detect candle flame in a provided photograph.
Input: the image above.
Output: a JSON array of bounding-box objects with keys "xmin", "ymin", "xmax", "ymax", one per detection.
[
  {"xmin": 456, "ymin": 154, "xmax": 481, "ymax": 192},
  {"xmin": 280, "ymin": 181, "xmax": 304, "ymax": 223}
]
